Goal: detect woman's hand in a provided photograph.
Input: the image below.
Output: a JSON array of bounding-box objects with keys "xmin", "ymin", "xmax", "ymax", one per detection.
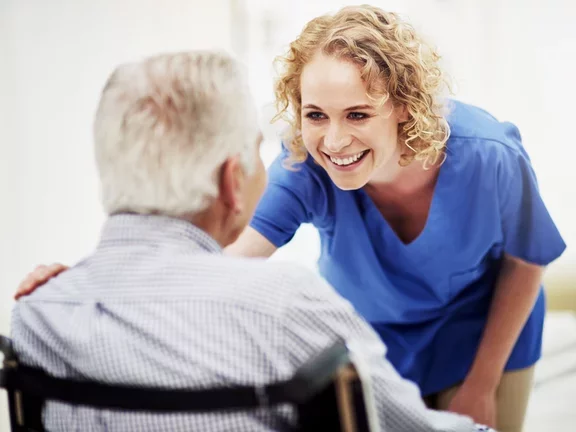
[
  {"xmin": 448, "ymin": 380, "xmax": 497, "ymax": 429},
  {"xmin": 14, "ymin": 263, "xmax": 68, "ymax": 300}
]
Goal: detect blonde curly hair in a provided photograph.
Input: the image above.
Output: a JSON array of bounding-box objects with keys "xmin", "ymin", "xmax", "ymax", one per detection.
[{"xmin": 274, "ymin": 5, "xmax": 452, "ymax": 167}]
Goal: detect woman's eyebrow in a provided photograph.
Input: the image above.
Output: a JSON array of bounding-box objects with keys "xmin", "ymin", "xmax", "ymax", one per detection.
[
  {"xmin": 302, "ymin": 103, "xmax": 374, "ymax": 111},
  {"xmin": 344, "ymin": 104, "xmax": 373, "ymax": 111}
]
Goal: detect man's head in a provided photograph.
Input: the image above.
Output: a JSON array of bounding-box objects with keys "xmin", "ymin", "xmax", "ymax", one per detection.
[{"xmin": 93, "ymin": 51, "xmax": 266, "ymax": 247}]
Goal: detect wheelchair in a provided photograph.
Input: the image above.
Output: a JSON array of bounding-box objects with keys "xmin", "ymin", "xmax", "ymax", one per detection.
[{"xmin": 0, "ymin": 335, "xmax": 376, "ymax": 431}]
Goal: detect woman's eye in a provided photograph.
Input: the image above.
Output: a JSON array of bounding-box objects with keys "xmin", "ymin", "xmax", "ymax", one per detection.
[
  {"xmin": 305, "ymin": 112, "xmax": 326, "ymax": 121},
  {"xmin": 348, "ymin": 112, "xmax": 368, "ymax": 120}
]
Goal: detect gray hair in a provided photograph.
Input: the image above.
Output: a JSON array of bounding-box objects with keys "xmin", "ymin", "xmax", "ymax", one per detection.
[{"xmin": 93, "ymin": 51, "xmax": 259, "ymax": 216}]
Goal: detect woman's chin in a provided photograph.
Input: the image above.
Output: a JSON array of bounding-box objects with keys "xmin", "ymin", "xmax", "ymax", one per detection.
[
  {"xmin": 321, "ymin": 162, "xmax": 371, "ymax": 190},
  {"xmin": 330, "ymin": 174, "xmax": 370, "ymax": 191}
]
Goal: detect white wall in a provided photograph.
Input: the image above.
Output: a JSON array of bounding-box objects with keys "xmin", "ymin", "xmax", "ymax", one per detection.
[{"xmin": 487, "ymin": 0, "xmax": 576, "ymax": 278}]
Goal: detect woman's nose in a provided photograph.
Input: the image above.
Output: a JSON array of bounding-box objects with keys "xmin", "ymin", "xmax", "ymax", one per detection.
[{"xmin": 324, "ymin": 125, "xmax": 352, "ymax": 153}]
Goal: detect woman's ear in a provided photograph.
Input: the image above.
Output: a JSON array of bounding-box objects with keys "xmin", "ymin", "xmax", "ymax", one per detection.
[{"xmin": 396, "ymin": 104, "xmax": 410, "ymax": 123}]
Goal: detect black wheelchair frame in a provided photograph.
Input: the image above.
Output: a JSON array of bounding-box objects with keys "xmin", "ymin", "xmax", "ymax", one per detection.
[{"xmin": 0, "ymin": 335, "xmax": 373, "ymax": 432}]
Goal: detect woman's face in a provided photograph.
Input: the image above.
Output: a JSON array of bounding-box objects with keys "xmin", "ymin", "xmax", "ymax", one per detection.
[{"xmin": 300, "ymin": 53, "xmax": 407, "ymax": 190}]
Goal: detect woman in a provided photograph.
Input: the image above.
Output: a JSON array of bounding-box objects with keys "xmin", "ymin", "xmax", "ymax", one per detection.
[
  {"xmin": 226, "ymin": 6, "xmax": 565, "ymax": 431},
  {"xmin": 17, "ymin": 5, "xmax": 565, "ymax": 431}
]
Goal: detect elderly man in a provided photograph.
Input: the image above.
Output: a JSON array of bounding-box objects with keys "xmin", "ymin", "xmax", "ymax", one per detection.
[{"xmin": 11, "ymin": 51, "xmax": 494, "ymax": 431}]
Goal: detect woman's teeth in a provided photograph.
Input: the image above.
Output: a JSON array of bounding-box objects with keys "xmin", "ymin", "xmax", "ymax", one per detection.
[{"xmin": 329, "ymin": 151, "xmax": 366, "ymax": 166}]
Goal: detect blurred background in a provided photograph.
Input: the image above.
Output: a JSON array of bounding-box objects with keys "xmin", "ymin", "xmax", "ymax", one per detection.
[{"xmin": 1, "ymin": 0, "xmax": 575, "ymax": 430}]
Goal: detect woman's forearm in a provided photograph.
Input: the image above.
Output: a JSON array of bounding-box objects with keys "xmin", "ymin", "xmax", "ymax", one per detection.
[
  {"xmin": 465, "ymin": 254, "xmax": 544, "ymax": 389},
  {"xmin": 225, "ymin": 227, "xmax": 278, "ymax": 258}
]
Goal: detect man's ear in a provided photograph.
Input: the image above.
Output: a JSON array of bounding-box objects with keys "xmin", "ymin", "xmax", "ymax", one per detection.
[{"xmin": 219, "ymin": 156, "xmax": 244, "ymax": 214}]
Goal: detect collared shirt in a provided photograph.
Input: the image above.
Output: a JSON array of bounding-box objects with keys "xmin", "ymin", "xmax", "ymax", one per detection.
[{"xmin": 12, "ymin": 214, "xmax": 489, "ymax": 431}]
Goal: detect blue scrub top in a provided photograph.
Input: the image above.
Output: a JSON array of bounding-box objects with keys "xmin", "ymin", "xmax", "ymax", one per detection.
[{"xmin": 250, "ymin": 100, "xmax": 566, "ymax": 396}]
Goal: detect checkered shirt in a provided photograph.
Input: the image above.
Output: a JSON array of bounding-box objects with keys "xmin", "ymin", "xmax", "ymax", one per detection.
[{"xmin": 11, "ymin": 214, "xmax": 493, "ymax": 431}]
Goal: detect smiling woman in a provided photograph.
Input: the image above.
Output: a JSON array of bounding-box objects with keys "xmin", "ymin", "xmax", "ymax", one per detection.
[
  {"xmin": 298, "ymin": 53, "xmax": 409, "ymax": 190},
  {"xmin": 229, "ymin": 5, "xmax": 566, "ymax": 432}
]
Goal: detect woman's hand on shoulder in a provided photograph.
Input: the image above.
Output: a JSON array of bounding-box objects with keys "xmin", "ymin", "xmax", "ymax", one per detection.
[{"xmin": 14, "ymin": 263, "xmax": 68, "ymax": 300}]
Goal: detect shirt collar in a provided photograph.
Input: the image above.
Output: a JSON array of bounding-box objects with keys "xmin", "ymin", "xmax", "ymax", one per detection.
[{"xmin": 98, "ymin": 214, "xmax": 222, "ymax": 254}]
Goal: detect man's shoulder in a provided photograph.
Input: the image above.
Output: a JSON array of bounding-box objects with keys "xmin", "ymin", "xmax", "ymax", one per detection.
[
  {"xmin": 207, "ymin": 256, "xmax": 340, "ymax": 310},
  {"xmin": 214, "ymin": 255, "xmax": 324, "ymax": 291},
  {"xmin": 13, "ymin": 253, "xmax": 337, "ymax": 326}
]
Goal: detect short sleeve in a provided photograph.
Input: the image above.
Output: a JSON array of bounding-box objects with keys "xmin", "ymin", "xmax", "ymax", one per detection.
[
  {"xmin": 250, "ymin": 148, "xmax": 332, "ymax": 248},
  {"xmin": 499, "ymin": 135, "xmax": 566, "ymax": 265}
]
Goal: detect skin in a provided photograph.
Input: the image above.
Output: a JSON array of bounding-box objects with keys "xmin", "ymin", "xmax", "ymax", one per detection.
[{"xmin": 15, "ymin": 53, "xmax": 545, "ymax": 430}]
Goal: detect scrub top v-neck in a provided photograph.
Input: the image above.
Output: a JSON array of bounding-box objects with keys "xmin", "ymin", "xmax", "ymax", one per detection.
[{"xmin": 250, "ymin": 100, "xmax": 566, "ymax": 395}]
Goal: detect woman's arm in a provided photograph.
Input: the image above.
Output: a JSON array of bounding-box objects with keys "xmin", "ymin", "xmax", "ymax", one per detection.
[
  {"xmin": 449, "ymin": 129, "xmax": 564, "ymax": 427},
  {"xmin": 447, "ymin": 253, "xmax": 544, "ymax": 426},
  {"xmin": 465, "ymin": 254, "xmax": 544, "ymax": 388},
  {"xmin": 225, "ymin": 227, "xmax": 278, "ymax": 258}
]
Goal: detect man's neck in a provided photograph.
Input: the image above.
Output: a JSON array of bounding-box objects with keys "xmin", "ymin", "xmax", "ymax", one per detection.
[{"xmin": 190, "ymin": 208, "xmax": 235, "ymax": 249}]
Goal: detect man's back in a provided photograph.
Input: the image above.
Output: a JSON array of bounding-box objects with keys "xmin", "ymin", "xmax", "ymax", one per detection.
[
  {"xmin": 11, "ymin": 214, "xmax": 478, "ymax": 431},
  {"xmin": 12, "ymin": 214, "xmax": 304, "ymax": 431}
]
